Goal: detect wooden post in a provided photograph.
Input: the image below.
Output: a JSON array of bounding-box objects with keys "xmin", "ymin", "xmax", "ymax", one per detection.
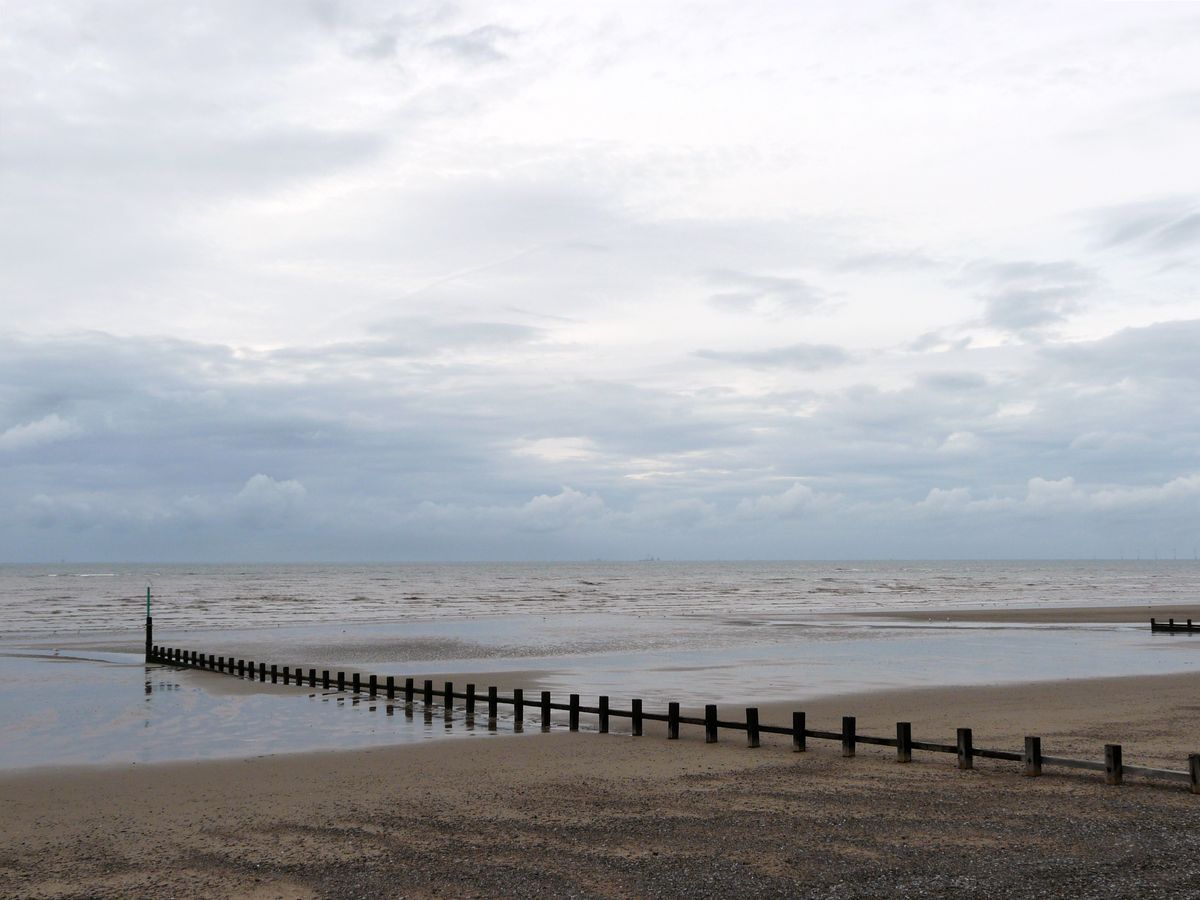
[
  {"xmin": 369, "ymin": 674, "xmax": 377, "ymax": 696},
  {"xmin": 1105, "ymin": 744, "xmax": 1123, "ymax": 785},
  {"xmin": 897, "ymin": 722, "xmax": 912, "ymax": 763},
  {"xmin": 541, "ymin": 690, "xmax": 551, "ymax": 730},
  {"xmin": 792, "ymin": 712, "xmax": 806, "ymax": 752},
  {"xmin": 283, "ymin": 666, "xmax": 291, "ymax": 685},
  {"xmin": 599, "ymin": 696, "xmax": 609, "ymax": 734},
  {"xmin": 237, "ymin": 659, "xmax": 245, "ymax": 676},
  {"xmin": 466, "ymin": 683, "xmax": 476, "ymax": 717},
  {"xmin": 270, "ymin": 664, "xmax": 278, "ymax": 684},
  {"xmin": 386, "ymin": 676, "xmax": 395, "ymax": 700},
  {"xmin": 351, "ymin": 673, "xmax": 360, "ymax": 694},
  {"xmin": 488, "ymin": 685, "xmax": 499, "ymax": 720},
  {"xmin": 259, "ymin": 662, "xmax": 266, "ymax": 682},
  {"xmin": 668, "ymin": 702, "xmax": 680, "ymax": 740},
  {"xmin": 145, "ymin": 615, "xmax": 153, "ymax": 663},
  {"xmin": 569, "ymin": 694, "xmax": 579, "ymax": 731},
  {"xmin": 705, "ymin": 705, "xmax": 718, "ymax": 743},
  {"xmin": 404, "ymin": 677, "xmax": 414, "ymax": 704},
  {"xmin": 308, "ymin": 668, "xmax": 316, "ymax": 688},
  {"xmin": 418, "ymin": 679, "xmax": 429, "ymax": 705},
  {"xmin": 957, "ymin": 728, "xmax": 973, "ymax": 770},
  {"xmin": 219, "ymin": 656, "xmax": 226, "ymax": 673},
  {"xmin": 1189, "ymin": 754, "xmax": 1199, "ymax": 795},
  {"xmin": 444, "ymin": 682, "xmax": 454, "ymax": 712},
  {"xmin": 514, "ymin": 688, "xmax": 524, "ymax": 727},
  {"xmin": 322, "ymin": 670, "xmax": 330, "ymax": 689},
  {"xmin": 842, "ymin": 716, "xmax": 856, "ymax": 758},
  {"xmin": 337, "ymin": 671, "xmax": 345, "ymax": 691},
  {"xmin": 632, "ymin": 698, "xmax": 643, "ymax": 736},
  {"xmin": 1023, "ymin": 736, "xmax": 1042, "ymax": 776},
  {"xmin": 746, "ymin": 708, "xmax": 760, "ymax": 748},
  {"xmin": 246, "ymin": 659, "xmax": 253, "ymax": 677}
]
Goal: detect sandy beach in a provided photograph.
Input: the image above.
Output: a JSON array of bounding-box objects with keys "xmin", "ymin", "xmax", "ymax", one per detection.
[{"xmin": 2, "ymin": 670, "xmax": 1198, "ymax": 899}]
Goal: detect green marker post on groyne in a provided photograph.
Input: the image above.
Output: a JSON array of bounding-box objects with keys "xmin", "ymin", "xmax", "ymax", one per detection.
[{"xmin": 144, "ymin": 586, "xmax": 153, "ymax": 663}]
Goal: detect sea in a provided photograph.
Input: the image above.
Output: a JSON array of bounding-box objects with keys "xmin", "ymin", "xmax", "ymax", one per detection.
[{"xmin": 1, "ymin": 560, "xmax": 1197, "ymax": 770}]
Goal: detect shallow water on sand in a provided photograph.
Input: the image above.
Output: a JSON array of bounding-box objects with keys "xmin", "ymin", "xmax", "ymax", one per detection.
[{"xmin": 0, "ymin": 561, "xmax": 1197, "ymax": 770}]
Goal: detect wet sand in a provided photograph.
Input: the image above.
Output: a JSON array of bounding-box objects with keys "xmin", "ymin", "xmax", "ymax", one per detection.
[
  {"xmin": 2, "ymin": 671, "xmax": 1198, "ymax": 898},
  {"xmin": 864, "ymin": 603, "xmax": 1199, "ymax": 624}
]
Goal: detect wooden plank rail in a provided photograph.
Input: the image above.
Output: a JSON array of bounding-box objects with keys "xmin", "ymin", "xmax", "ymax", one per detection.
[{"xmin": 146, "ymin": 643, "xmax": 1200, "ymax": 795}]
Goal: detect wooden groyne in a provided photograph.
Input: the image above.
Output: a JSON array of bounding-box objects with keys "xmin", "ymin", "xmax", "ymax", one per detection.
[
  {"xmin": 1151, "ymin": 617, "xmax": 1198, "ymax": 634},
  {"xmin": 145, "ymin": 642, "xmax": 1200, "ymax": 795}
]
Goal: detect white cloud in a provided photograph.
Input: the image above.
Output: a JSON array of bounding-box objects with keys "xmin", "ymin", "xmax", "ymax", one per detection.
[
  {"xmin": 0, "ymin": 414, "xmax": 80, "ymax": 451},
  {"xmin": 233, "ymin": 475, "xmax": 307, "ymax": 527},
  {"xmin": 736, "ymin": 483, "xmax": 818, "ymax": 520}
]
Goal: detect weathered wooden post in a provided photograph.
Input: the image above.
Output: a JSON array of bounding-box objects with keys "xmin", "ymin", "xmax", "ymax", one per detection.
[
  {"xmin": 792, "ymin": 712, "xmax": 806, "ymax": 752},
  {"xmin": 351, "ymin": 673, "xmax": 360, "ymax": 694},
  {"xmin": 283, "ymin": 666, "xmax": 290, "ymax": 685},
  {"xmin": 369, "ymin": 674, "xmax": 377, "ymax": 697},
  {"xmin": 404, "ymin": 677, "xmax": 414, "ymax": 704},
  {"xmin": 466, "ymin": 683, "xmax": 477, "ymax": 717},
  {"xmin": 569, "ymin": 694, "xmax": 580, "ymax": 731},
  {"xmin": 337, "ymin": 671, "xmax": 345, "ymax": 691},
  {"xmin": 219, "ymin": 656, "xmax": 226, "ymax": 673},
  {"xmin": 746, "ymin": 708, "xmax": 760, "ymax": 748},
  {"xmin": 897, "ymin": 722, "xmax": 912, "ymax": 763},
  {"xmin": 513, "ymin": 688, "xmax": 524, "ymax": 728},
  {"xmin": 598, "ymin": 696, "xmax": 609, "ymax": 734},
  {"xmin": 259, "ymin": 662, "xmax": 266, "ymax": 682},
  {"xmin": 444, "ymin": 682, "xmax": 454, "ymax": 712},
  {"xmin": 541, "ymin": 690, "xmax": 551, "ymax": 731},
  {"xmin": 1105, "ymin": 744, "xmax": 1123, "ymax": 785},
  {"xmin": 487, "ymin": 685, "xmax": 498, "ymax": 720},
  {"xmin": 238, "ymin": 659, "xmax": 245, "ymax": 677},
  {"xmin": 957, "ymin": 728, "xmax": 974, "ymax": 770},
  {"xmin": 424, "ymin": 679, "xmax": 433, "ymax": 706},
  {"xmin": 245, "ymin": 658, "xmax": 253, "ymax": 676},
  {"xmin": 1023, "ymin": 736, "xmax": 1042, "ymax": 776},
  {"xmin": 705, "ymin": 705, "xmax": 718, "ymax": 743},
  {"xmin": 322, "ymin": 670, "xmax": 330, "ymax": 689},
  {"xmin": 632, "ymin": 698, "xmax": 643, "ymax": 736},
  {"xmin": 386, "ymin": 676, "xmax": 395, "ymax": 700},
  {"xmin": 308, "ymin": 668, "xmax": 316, "ymax": 688},
  {"xmin": 1190, "ymin": 754, "xmax": 1199, "ymax": 795},
  {"xmin": 842, "ymin": 716, "xmax": 856, "ymax": 758},
  {"xmin": 668, "ymin": 702, "xmax": 680, "ymax": 740}
]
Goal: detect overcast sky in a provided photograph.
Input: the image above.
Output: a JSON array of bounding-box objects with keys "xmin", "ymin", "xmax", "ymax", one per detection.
[{"xmin": 3, "ymin": 1, "xmax": 1199, "ymax": 562}]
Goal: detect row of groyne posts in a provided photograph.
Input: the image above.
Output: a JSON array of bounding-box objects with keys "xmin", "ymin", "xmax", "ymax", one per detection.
[{"xmin": 144, "ymin": 614, "xmax": 1200, "ymax": 795}]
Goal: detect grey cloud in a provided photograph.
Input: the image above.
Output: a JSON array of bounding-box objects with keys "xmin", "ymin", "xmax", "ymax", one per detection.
[
  {"xmin": 695, "ymin": 343, "xmax": 850, "ymax": 370},
  {"xmin": 3, "ymin": 323, "xmax": 1199, "ymax": 560},
  {"xmin": 1089, "ymin": 197, "xmax": 1200, "ymax": 254},
  {"xmin": 706, "ymin": 269, "xmax": 825, "ymax": 315},
  {"xmin": 268, "ymin": 319, "xmax": 545, "ymax": 363},
  {"xmin": 917, "ymin": 372, "xmax": 989, "ymax": 392},
  {"xmin": 964, "ymin": 259, "xmax": 1096, "ymax": 334},
  {"xmin": 428, "ymin": 25, "xmax": 517, "ymax": 62},
  {"xmin": 908, "ymin": 330, "xmax": 972, "ymax": 353}
]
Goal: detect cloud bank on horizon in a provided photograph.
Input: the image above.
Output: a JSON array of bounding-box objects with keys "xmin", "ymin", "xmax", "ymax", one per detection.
[{"xmin": 2, "ymin": 0, "xmax": 1198, "ymax": 561}]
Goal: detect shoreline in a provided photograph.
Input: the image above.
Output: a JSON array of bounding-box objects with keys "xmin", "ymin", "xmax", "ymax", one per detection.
[
  {"xmin": 859, "ymin": 602, "xmax": 1199, "ymax": 624},
  {"xmin": 3, "ymin": 671, "xmax": 1199, "ymax": 897}
]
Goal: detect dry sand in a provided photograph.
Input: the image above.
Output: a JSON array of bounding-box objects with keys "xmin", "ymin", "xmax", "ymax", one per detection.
[{"xmin": 2, "ymin": 671, "xmax": 1199, "ymax": 899}]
